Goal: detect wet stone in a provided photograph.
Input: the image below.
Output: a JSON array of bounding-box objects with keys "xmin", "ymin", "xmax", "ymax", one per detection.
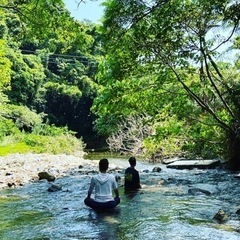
[
  {"xmin": 48, "ymin": 184, "xmax": 62, "ymax": 192},
  {"xmin": 38, "ymin": 171, "xmax": 56, "ymax": 182},
  {"xmin": 152, "ymin": 167, "xmax": 162, "ymax": 172},
  {"xmin": 166, "ymin": 159, "xmax": 221, "ymax": 170}
]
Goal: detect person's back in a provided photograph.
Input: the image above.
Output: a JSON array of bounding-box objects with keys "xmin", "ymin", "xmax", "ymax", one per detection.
[
  {"xmin": 84, "ymin": 158, "xmax": 120, "ymax": 210},
  {"xmin": 124, "ymin": 157, "xmax": 141, "ymax": 190},
  {"xmin": 92, "ymin": 172, "xmax": 116, "ymax": 202}
]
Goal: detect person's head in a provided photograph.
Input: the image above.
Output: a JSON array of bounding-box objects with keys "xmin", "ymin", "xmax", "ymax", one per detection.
[
  {"xmin": 99, "ymin": 158, "xmax": 109, "ymax": 172},
  {"xmin": 129, "ymin": 157, "xmax": 136, "ymax": 167}
]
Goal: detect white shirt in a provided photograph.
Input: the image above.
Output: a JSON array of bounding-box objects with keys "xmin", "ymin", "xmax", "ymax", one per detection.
[{"xmin": 88, "ymin": 173, "xmax": 118, "ymax": 202}]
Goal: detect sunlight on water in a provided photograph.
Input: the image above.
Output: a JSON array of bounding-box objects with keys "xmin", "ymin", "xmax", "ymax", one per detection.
[{"xmin": 0, "ymin": 157, "xmax": 240, "ymax": 239}]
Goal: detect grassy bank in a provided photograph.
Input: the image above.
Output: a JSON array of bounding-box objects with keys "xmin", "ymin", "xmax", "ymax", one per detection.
[{"xmin": 0, "ymin": 133, "xmax": 85, "ymax": 156}]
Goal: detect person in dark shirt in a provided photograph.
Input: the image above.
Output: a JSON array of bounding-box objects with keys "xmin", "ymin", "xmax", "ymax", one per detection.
[{"xmin": 124, "ymin": 157, "xmax": 141, "ymax": 190}]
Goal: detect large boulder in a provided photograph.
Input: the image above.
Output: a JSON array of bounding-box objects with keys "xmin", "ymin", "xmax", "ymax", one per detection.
[{"xmin": 167, "ymin": 159, "xmax": 221, "ymax": 170}]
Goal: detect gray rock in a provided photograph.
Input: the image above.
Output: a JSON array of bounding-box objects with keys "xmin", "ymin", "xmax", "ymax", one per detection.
[
  {"xmin": 115, "ymin": 175, "xmax": 121, "ymax": 182},
  {"xmin": 236, "ymin": 209, "xmax": 240, "ymax": 215},
  {"xmin": 152, "ymin": 167, "xmax": 162, "ymax": 172},
  {"xmin": 162, "ymin": 157, "xmax": 183, "ymax": 165},
  {"xmin": 213, "ymin": 209, "xmax": 229, "ymax": 223},
  {"xmin": 48, "ymin": 184, "xmax": 62, "ymax": 192},
  {"xmin": 38, "ymin": 172, "xmax": 55, "ymax": 182},
  {"xmin": 188, "ymin": 187, "xmax": 212, "ymax": 196},
  {"xmin": 167, "ymin": 159, "xmax": 221, "ymax": 170}
]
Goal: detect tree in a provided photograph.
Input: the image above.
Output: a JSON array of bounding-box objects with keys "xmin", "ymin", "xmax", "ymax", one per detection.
[
  {"xmin": 93, "ymin": 0, "xmax": 240, "ymax": 169},
  {"xmin": 0, "ymin": 0, "xmax": 105, "ymax": 147},
  {"xmin": 0, "ymin": 3, "xmax": 12, "ymax": 118},
  {"xmin": 0, "ymin": 0, "xmax": 69, "ymax": 38}
]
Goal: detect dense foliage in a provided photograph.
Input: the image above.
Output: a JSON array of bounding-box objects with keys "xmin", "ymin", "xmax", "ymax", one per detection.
[
  {"xmin": 92, "ymin": 0, "xmax": 240, "ymax": 169},
  {"xmin": 1, "ymin": 0, "xmax": 240, "ymax": 170},
  {"xmin": 0, "ymin": 0, "xmax": 103, "ymax": 154}
]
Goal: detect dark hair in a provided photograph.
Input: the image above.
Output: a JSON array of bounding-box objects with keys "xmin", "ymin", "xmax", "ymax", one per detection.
[
  {"xmin": 99, "ymin": 158, "xmax": 109, "ymax": 172},
  {"xmin": 129, "ymin": 157, "xmax": 136, "ymax": 167}
]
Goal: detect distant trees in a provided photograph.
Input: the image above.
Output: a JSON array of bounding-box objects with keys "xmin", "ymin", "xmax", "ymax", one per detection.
[{"xmin": 0, "ymin": 0, "xmax": 103, "ymax": 153}]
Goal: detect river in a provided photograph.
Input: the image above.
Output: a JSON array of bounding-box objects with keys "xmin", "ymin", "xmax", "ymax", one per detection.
[{"xmin": 0, "ymin": 155, "xmax": 239, "ymax": 239}]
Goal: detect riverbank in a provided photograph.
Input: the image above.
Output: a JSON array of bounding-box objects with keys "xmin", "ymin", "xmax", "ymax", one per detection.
[{"xmin": 0, "ymin": 153, "xmax": 98, "ymax": 189}]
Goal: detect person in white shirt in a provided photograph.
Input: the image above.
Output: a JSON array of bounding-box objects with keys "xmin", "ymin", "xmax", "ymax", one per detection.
[{"xmin": 84, "ymin": 158, "xmax": 120, "ymax": 210}]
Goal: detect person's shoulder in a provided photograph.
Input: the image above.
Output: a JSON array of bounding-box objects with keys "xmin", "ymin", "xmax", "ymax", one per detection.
[
  {"xmin": 108, "ymin": 173, "xmax": 117, "ymax": 180},
  {"xmin": 92, "ymin": 173, "xmax": 100, "ymax": 179},
  {"xmin": 108, "ymin": 173, "xmax": 115, "ymax": 178},
  {"xmin": 91, "ymin": 175, "xmax": 97, "ymax": 180},
  {"xmin": 126, "ymin": 167, "xmax": 137, "ymax": 172}
]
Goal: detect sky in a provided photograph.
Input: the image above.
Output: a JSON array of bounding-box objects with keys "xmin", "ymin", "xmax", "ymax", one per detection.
[{"xmin": 63, "ymin": 0, "xmax": 105, "ymax": 23}]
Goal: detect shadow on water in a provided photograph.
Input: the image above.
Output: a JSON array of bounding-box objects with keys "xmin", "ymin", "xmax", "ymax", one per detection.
[{"xmin": 0, "ymin": 156, "xmax": 240, "ymax": 239}]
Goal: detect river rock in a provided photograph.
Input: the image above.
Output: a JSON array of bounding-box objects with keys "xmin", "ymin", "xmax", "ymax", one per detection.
[
  {"xmin": 188, "ymin": 187, "xmax": 212, "ymax": 196},
  {"xmin": 188, "ymin": 183, "xmax": 217, "ymax": 195},
  {"xmin": 5, "ymin": 172, "xmax": 13, "ymax": 176},
  {"xmin": 236, "ymin": 209, "xmax": 240, "ymax": 215},
  {"xmin": 38, "ymin": 172, "xmax": 56, "ymax": 182},
  {"xmin": 213, "ymin": 209, "xmax": 229, "ymax": 223},
  {"xmin": 167, "ymin": 159, "xmax": 221, "ymax": 170},
  {"xmin": 234, "ymin": 173, "xmax": 240, "ymax": 179},
  {"xmin": 48, "ymin": 184, "xmax": 62, "ymax": 192},
  {"xmin": 152, "ymin": 167, "xmax": 162, "ymax": 172},
  {"xmin": 162, "ymin": 157, "xmax": 183, "ymax": 164},
  {"xmin": 0, "ymin": 153, "xmax": 96, "ymax": 190},
  {"xmin": 115, "ymin": 175, "xmax": 121, "ymax": 182},
  {"xmin": 7, "ymin": 182, "xmax": 16, "ymax": 188}
]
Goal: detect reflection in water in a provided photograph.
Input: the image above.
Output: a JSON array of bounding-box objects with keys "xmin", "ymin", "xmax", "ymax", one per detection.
[
  {"xmin": 0, "ymin": 158, "xmax": 240, "ymax": 240},
  {"xmin": 87, "ymin": 209, "xmax": 121, "ymax": 239}
]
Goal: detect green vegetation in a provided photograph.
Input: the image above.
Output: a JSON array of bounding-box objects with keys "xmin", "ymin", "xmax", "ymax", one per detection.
[
  {"xmin": 0, "ymin": 0, "xmax": 100, "ymax": 155},
  {"xmin": 0, "ymin": 124, "xmax": 85, "ymax": 156},
  {"xmin": 0, "ymin": 0, "xmax": 240, "ymax": 170},
  {"xmin": 92, "ymin": 0, "xmax": 240, "ymax": 169}
]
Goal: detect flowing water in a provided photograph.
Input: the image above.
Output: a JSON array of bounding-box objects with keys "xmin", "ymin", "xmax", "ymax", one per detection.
[{"xmin": 0, "ymin": 156, "xmax": 240, "ymax": 240}]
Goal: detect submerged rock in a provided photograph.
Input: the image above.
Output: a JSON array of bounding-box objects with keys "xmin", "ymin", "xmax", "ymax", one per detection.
[
  {"xmin": 152, "ymin": 167, "xmax": 162, "ymax": 172},
  {"xmin": 188, "ymin": 187, "xmax": 212, "ymax": 196},
  {"xmin": 213, "ymin": 209, "xmax": 229, "ymax": 223},
  {"xmin": 48, "ymin": 184, "xmax": 62, "ymax": 192},
  {"xmin": 236, "ymin": 209, "xmax": 240, "ymax": 215}
]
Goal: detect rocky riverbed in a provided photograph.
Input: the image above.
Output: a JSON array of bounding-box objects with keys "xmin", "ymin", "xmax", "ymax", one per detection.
[
  {"xmin": 1, "ymin": 154, "xmax": 240, "ymax": 239},
  {"xmin": 0, "ymin": 153, "xmax": 98, "ymax": 189}
]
